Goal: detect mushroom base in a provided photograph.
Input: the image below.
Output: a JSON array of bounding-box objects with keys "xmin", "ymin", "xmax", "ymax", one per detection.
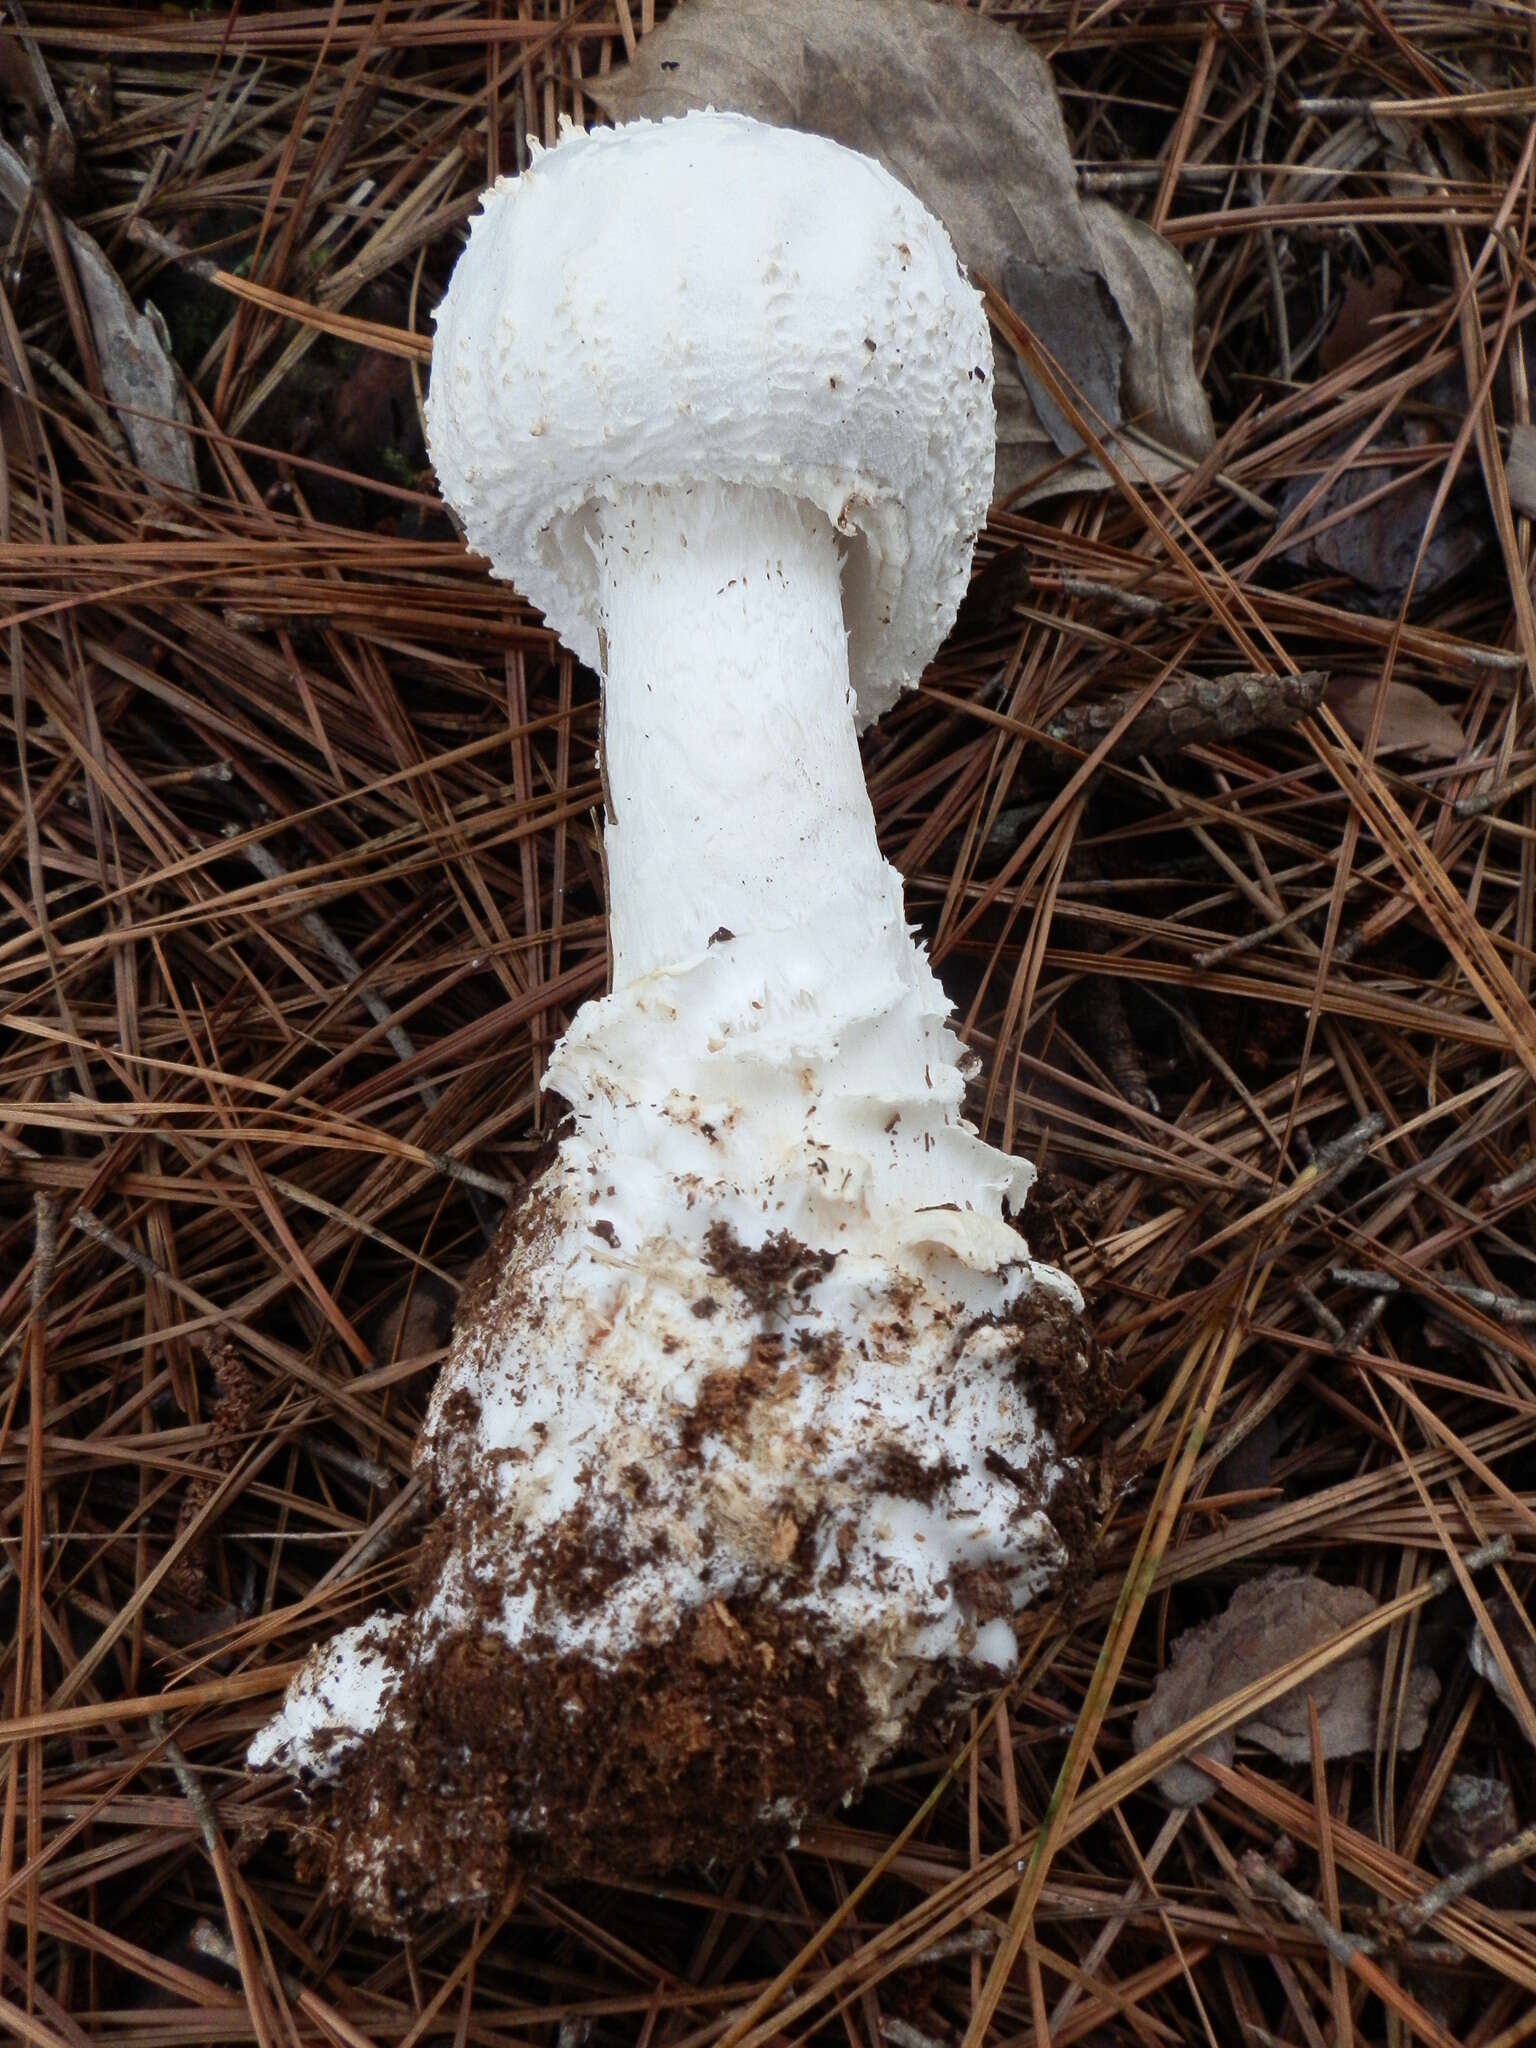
[
  {"xmin": 254, "ymin": 1156, "xmax": 1106, "ymax": 1927},
  {"xmin": 292, "ymin": 1595, "xmax": 885, "ymax": 1927}
]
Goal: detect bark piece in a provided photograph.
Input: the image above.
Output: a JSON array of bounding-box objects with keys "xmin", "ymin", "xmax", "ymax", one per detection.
[
  {"xmin": 1045, "ymin": 668, "xmax": 1326, "ymax": 764},
  {"xmin": 0, "ymin": 136, "xmax": 197, "ymax": 493}
]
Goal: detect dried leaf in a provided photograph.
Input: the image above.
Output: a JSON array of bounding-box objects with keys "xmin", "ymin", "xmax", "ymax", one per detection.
[
  {"xmin": 1277, "ymin": 397, "xmax": 1489, "ymax": 614},
  {"xmin": 1471, "ymin": 1595, "xmax": 1536, "ymax": 1739},
  {"xmin": 363, "ymin": 1272, "xmax": 457, "ymax": 1369},
  {"xmin": 1319, "ymin": 262, "xmax": 1405, "ymax": 375},
  {"xmin": 1504, "ymin": 421, "xmax": 1536, "ymax": 520},
  {"xmin": 0, "ymin": 135, "xmax": 197, "ymax": 494},
  {"xmin": 1325, "ymin": 675, "xmax": 1466, "ymax": 761},
  {"xmin": 953, "ymin": 545, "xmax": 1033, "ymax": 639},
  {"xmin": 1428, "ymin": 1774, "xmax": 1521, "ymax": 1907},
  {"xmin": 1133, "ymin": 1571, "xmax": 1440, "ymax": 1806},
  {"xmin": 592, "ymin": 0, "xmax": 1212, "ymax": 504},
  {"xmin": 1002, "ymin": 258, "xmax": 1126, "ymax": 456}
]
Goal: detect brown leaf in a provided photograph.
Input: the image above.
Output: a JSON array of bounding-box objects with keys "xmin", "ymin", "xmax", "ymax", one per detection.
[
  {"xmin": 1002, "ymin": 258, "xmax": 1126, "ymax": 456},
  {"xmin": 592, "ymin": 0, "xmax": 1212, "ymax": 504},
  {"xmin": 1470, "ymin": 1594, "xmax": 1536, "ymax": 1740},
  {"xmin": 1133, "ymin": 1571, "xmax": 1440, "ymax": 1806},
  {"xmin": 1277, "ymin": 393, "xmax": 1489, "ymax": 613},
  {"xmin": 1319, "ymin": 262, "xmax": 1405, "ymax": 375},
  {"xmin": 1325, "ymin": 675, "xmax": 1466, "ymax": 761},
  {"xmin": 362, "ymin": 1271, "xmax": 457, "ymax": 1369},
  {"xmin": 953, "ymin": 545, "xmax": 1033, "ymax": 639}
]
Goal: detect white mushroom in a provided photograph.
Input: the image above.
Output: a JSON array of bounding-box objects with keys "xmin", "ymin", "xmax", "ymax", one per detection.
[{"xmin": 250, "ymin": 110, "xmax": 1099, "ymax": 1928}]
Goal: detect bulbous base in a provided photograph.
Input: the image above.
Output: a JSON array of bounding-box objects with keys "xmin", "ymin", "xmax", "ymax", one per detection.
[
  {"xmin": 254, "ymin": 1171, "xmax": 1103, "ymax": 1929},
  {"xmin": 293, "ymin": 1587, "xmax": 883, "ymax": 1925}
]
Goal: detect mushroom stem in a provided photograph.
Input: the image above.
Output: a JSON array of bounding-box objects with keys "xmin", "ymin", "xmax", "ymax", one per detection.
[
  {"xmin": 250, "ymin": 112, "xmax": 1105, "ymax": 1928},
  {"xmin": 596, "ymin": 482, "xmax": 885, "ymax": 987}
]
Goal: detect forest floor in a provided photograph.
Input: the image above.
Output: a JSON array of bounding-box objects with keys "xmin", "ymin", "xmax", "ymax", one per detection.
[{"xmin": 2, "ymin": 4, "xmax": 1534, "ymax": 2045}]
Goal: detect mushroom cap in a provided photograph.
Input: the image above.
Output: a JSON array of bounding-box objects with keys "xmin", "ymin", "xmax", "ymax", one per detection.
[{"xmin": 426, "ymin": 110, "xmax": 995, "ymax": 726}]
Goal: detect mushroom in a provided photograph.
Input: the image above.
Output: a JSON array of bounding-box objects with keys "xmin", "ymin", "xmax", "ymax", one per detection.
[{"xmin": 249, "ymin": 110, "xmax": 1100, "ymax": 1928}]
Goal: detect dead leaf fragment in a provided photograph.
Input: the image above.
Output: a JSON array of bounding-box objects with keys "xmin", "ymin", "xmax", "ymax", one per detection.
[
  {"xmin": 363, "ymin": 1272, "xmax": 457, "ymax": 1369},
  {"xmin": 1325, "ymin": 675, "xmax": 1466, "ymax": 761},
  {"xmin": 1002, "ymin": 258, "xmax": 1126, "ymax": 456},
  {"xmin": 1504, "ymin": 422, "xmax": 1536, "ymax": 520},
  {"xmin": 593, "ymin": 0, "xmax": 1212, "ymax": 504},
  {"xmin": 953, "ymin": 545, "xmax": 1033, "ymax": 639},
  {"xmin": 1428, "ymin": 1773, "xmax": 1522, "ymax": 1907},
  {"xmin": 1319, "ymin": 262, "xmax": 1405, "ymax": 375},
  {"xmin": 1133, "ymin": 1571, "xmax": 1440, "ymax": 1807},
  {"xmin": 1470, "ymin": 1594, "xmax": 1536, "ymax": 1739},
  {"xmin": 1277, "ymin": 394, "xmax": 1489, "ymax": 614}
]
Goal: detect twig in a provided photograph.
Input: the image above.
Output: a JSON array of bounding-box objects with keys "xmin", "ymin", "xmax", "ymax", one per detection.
[
  {"xmin": 883, "ymin": 2022, "xmax": 949, "ymax": 2048},
  {"xmin": 1486, "ymin": 1153, "xmax": 1536, "ymax": 1204},
  {"xmin": 1342, "ymin": 1290, "xmax": 1391, "ymax": 1353},
  {"xmin": 1240, "ymin": 1850, "xmax": 1373, "ymax": 1965},
  {"xmin": 28, "ymin": 1191, "xmax": 58, "ymax": 1312},
  {"xmin": 1455, "ymin": 758, "xmax": 1536, "ymax": 817},
  {"xmin": 1079, "ymin": 165, "xmax": 1235, "ymax": 193},
  {"xmin": 1296, "ymin": 1281, "xmax": 1347, "ymax": 1349},
  {"xmin": 1295, "ymin": 97, "xmax": 1386, "ymax": 119},
  {"xmin": 1248, "ymin": 0, "xmax": 1292, "ymax": 380},
  {"xmin": 27, "ymin": 344, "xmax": 133, "ymax": 461},
  {"xmin": 1311, "ymin": 1112, "xmax": 1386, "ymax": 1181},
  {"xmin": 1329, "ymin": 1266, "xmax": 1536, "ymax": 1325},
  {"xmin": 125, "ymin": 216, "xmax": 220, "ymax": 281},
  {"xmin": 1054, "ymin": 571, "xmax": 1166, "ymax": 617},
  {"xmin": 1394, "ymin": 1819, "xmax": 1536, "ymax": 1933}
]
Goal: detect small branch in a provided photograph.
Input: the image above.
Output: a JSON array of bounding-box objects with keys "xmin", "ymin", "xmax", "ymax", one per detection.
[
  {"xmin": 912, "ymin": 1928, "xmax": 998, "ymax": 1965},
  {"xmin": 1247, "ymin": 0, "xmax": 1292, "ymax": 380},
  {"xmin": 1241, "ymin": 1850, "xmax": 1373, "ymax": 1966},
  {"xmin": 1054, "ymin": 571, "xmax": 1165, "ymax": 617},
  {"xmin": 1294, "ymin": 96, "xmax": 1382, "ymax": 119},
  {"xmin": 413, "ymin": 1144, "xmax": 517, "ymax": 1202},
  {"xmin": 1309, "ymin": 1111, "xmax": 1386, "ymax": 1183},
  {"xmin": 151, "ymin": 1716, "xmax": 228, "ymax": 1865},
  {"xmin": 883, "ymin": 2023, "xmax": 949, "ymax": 2048},
  {"xmin": 27, "ymin": 344, "xmax": 133, "ymax": 462},
  {"xmin": 29, "ymin": 1192, "xmax": 58, "ymax": 1313},
  {"xmin": 1486, "ymin": 1153, "xmax": 1536, "ymax": 1205},
  {"xmin": 1079, "ymin": 165, "xmax": 1234, "ymax": 194},
  {"xmin": 125, "ymin": 216, "xmax": 220, "ymax": 281},
  {"xmin": 1455, "ymin": 758, "xmax": 1536, "ymax": 818},
  {"xmin": 1342, "ymin": 1290, "xmax": 1390, "ymax": 1354},
  {"xmin": 310, "ymin": 1438, "xmax": 394, "ymax": 1491},
  {"xmin": 1329, "ymin": 1265, "xmax": 1536, "ymax": 1326},
  {"xmin": 1394, "ymin": 1818, "xmax": 1536, "ymax": 1934},
  {"xmin": 74, "ymin": 1206, "xmax": 167, "ymax": 1286},
  {"xmin": 1296, "ymin": 1281, "xmax": 1347, "ymax": 1349}
]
